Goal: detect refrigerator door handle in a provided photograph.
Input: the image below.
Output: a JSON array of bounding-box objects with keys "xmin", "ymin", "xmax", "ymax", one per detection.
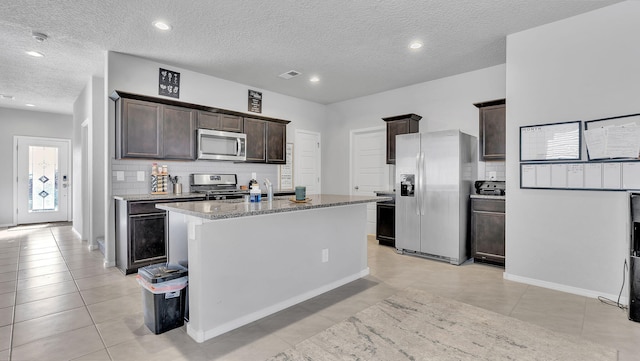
[
  {"xmin": 420, "ymin": 152, "xmax": 426, "ymax": 215},
  {"xmin": 415, "ymin": 153, "xmax": 421, "ymax": 215}
]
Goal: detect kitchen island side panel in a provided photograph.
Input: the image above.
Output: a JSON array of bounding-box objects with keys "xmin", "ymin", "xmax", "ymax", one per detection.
[{"xmin": 184, "ymin": 203, "xmax": 369, "ymax": 342}]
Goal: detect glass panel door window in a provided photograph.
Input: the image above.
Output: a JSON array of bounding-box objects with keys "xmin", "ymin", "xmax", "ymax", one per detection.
[{"xmin": 29, "ymin": 145, "xmax": 59, "ymax": 213}]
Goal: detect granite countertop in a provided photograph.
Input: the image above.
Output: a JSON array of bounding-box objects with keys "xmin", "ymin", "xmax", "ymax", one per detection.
[
  {"xmin": 113, "ymin": 193, "xmax": 208, "ymax": 201},
  {"xmin": 157, "ymin": 194, "xmax": 392, "ymax": 220},
  {"xmin": 114, "ymin": 189, "xmax": 295, "ymax": 202},
  {"xmin": 470, "ymin": 194, "xmax": 506, "ymax": 200}
]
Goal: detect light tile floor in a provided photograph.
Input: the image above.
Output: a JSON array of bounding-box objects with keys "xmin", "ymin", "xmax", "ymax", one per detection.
[{"xmin": 0, "ymin": 223, "xmax": 638, "ymax": 360}]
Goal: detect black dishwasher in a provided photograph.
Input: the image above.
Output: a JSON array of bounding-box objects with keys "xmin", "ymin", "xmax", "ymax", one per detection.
[{"xmin": 375, "ymin": 192, "xmax": 395, "ymax": 247}]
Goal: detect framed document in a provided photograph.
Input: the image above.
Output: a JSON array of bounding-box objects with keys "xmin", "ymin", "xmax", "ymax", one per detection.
[
  {"xmin": 520, "ymin": 121, "xmax": 581, "ymax": 161},
  {"xmin": 584, "ymin": 113, "xmax": 640, "ymax": 160}
]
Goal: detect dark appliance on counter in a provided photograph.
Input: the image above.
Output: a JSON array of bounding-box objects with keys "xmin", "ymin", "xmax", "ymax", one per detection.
[
  {"xmin": 474, "ymin": 180, "xmax": 506, "ymax": 196},
  {"xmin": 190, "ymin": 173, "xmax": 247, "ymax": 200}
]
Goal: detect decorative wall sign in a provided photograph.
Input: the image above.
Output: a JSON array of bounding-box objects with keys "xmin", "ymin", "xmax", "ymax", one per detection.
[
  {"xmin": 279, "ymin": 143, "xmax": 293, "ymax": 190},
  {"xmin": 159, "ymin": 68, "xmax": 180, "ymax": 98},
  {"xmin": 248, "ymin": 89, "xmax": 262, "ymax": 113}
]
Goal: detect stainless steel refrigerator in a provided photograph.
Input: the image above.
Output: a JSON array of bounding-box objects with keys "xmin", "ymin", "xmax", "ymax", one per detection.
[{"xmin": 395, "ymin": 130, "xmax": 477, "ymax": 265}]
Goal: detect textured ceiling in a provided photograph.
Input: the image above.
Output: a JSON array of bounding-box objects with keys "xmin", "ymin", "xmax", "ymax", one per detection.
[{"xmin": 0, "ymin": 0, "xmax": 623, "ymax": 114}]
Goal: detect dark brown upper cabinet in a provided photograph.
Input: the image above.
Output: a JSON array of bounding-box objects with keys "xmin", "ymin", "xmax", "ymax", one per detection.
[
  {"xmin": 475, "ymin": 99, "xmax": 506, "ymax": 161},
  {"xmin": 111, "ymin": 90, "xmax": 290, "ymax": 162},
  {"xmin": 243, "ymin": 118, "xmax": 289, "ymax": 164},
  {"xmin": 266, "ymin": 121, "xmax": 286, "ymax": 163},
  {"xmin": 163, "ymin": 105, "xmax": 197, "ymax": 159},
  {"xmin": 197, "ymin": 111, "xmax": 243, "ymax": 133},
  {"xmin": 244, "ymin": 118, "xmax": 266, "ymax": 162},
  {"xmin": 113, "ymin": 97, "xmax": 196, "ymax": 160},
  {"xmin": 383, "ymin": 114, "xmax": 421, "ymax": 164},
  {"xmin": 117, "ymin": 98, "xmax": 163, "ymax": 159}
]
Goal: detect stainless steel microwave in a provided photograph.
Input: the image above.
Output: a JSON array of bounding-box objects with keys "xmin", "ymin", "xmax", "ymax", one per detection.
[{"xmin": 197, "ymin": 129, "xmax": 247, "ymax": 161}]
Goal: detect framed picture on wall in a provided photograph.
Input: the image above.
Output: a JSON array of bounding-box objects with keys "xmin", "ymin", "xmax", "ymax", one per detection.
[
  {"xmin": 520, "ymin": 121, "xmax": 581, "ymax": 161},
  {"xmin": 159, "ymin": 68, "xmax": 180, "ymax": 98}
]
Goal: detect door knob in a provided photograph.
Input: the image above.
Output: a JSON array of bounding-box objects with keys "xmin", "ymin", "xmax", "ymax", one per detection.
[{"xmin": 355, "ymin": 186, "xmax": 359, "ymax": 190}]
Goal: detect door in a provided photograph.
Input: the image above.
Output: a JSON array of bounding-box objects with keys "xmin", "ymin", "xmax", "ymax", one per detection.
[
  {"xmin": 16, "ymin": 136, "xmax": 71, "ymax": 224},
  {"xmin": 295, "ymin": 130, "xmax": 321, "ymax": 194},
  {"xmin": 351, "ymin": 127, "xmax": 388, "ymax": 235}
]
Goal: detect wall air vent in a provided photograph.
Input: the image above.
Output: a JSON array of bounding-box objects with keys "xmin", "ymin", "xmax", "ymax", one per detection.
[{"xmin": 278, "ymin": 70, "xmax": 302, "ymax": 79}]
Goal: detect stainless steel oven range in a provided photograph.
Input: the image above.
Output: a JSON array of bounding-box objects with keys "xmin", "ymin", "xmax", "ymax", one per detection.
[{"xmin": 189, "ymin": 173, "xmax": 248, "ymax": 200}]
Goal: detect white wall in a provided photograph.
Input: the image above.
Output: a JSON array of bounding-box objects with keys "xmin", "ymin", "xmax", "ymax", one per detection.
[
  {"xmin": 324, "ymin": 65, "xmax": 506, "ymax": 194},
  {"xmin": 505, "ymin": 1, "xmax": 640, "ymax": 299},
  {"xmin": 72, "ymin": 81, "xmax": 90, "ymax": 238},
  {"xmin": 92, "ymin": 76, "xmax": 105, "ymax": 248},
  {"xmin": 0, "ymin": 108, "xmax": 73, "ymax": 227},
  {"xmin": 73, "ymin": 76, "xmax": 105, "ymax": 249},
  {"xmin": 103, "ymin": 52, "xmax": 328, "ymax": 266}
]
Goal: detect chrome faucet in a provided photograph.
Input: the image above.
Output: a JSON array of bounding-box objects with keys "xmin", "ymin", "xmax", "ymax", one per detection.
[{"xmin": 264, "ymin": 178, "xmax": 273, "ymax": 201}]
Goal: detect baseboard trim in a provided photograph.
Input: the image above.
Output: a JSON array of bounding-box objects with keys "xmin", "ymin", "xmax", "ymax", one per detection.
[
  {"xmin": 503, "ymin": 272, "xmax": 628, "ymax": 305},
  {"xmin": 187, "ymin": 268, "xmax": 371, "ymax": 343},
  {"xmin": 103, "ymin": 259, "xmax": 116, "ymax": 268},
  {"xmin": 71, "ymin": 227, "xmax": 82, "ymax": 238}
]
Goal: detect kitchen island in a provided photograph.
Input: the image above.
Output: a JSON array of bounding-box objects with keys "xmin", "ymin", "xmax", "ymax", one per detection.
[{"xmin": 157, "ymin": 194, "xmax": 389, "ymax": 343}]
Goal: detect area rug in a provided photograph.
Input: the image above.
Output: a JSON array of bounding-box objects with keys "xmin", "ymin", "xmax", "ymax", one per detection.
[{"xmin": 267, "ymin": 288, "xmax": 617, "ymax": 361}]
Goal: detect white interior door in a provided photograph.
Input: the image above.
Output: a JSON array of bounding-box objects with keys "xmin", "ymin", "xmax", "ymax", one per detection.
[
  {"xmin": 15, "ymin": 136, "xmax": 71, "ymax": 225},
  {"xmin": 295, "ymin": 130, "xmax": 321, "ymax": 194},
  {"xmin": 351, "ymin": 127, "xmax": 389, "ymax": 235}
]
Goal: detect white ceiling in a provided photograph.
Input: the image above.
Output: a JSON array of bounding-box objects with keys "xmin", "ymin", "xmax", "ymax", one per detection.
[{"xmin": 0, "ymin": 0, "xmax": 622, "ymax": 115}]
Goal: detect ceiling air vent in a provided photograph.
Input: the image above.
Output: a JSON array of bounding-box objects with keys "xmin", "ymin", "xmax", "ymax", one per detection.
[{"xmin": 278, "ymin": 70, "xmax": 302, "ymax": 80}]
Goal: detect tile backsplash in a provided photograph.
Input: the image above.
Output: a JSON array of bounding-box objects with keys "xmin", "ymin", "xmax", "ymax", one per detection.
[
  {"xmin": 111, "ymin": 159, "xmax": 279, "ymax": 196},
  {"xmin": 483, "ymin": 161, "xmax": 505, "ymax": 181}
]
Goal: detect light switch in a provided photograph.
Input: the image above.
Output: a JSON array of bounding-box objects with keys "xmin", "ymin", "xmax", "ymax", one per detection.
[
  {"xmin": 115, "ymin": 171, "xmax": 125, "ymax": 181},
  {"xmin": 137, "ymin": 171, "xmax": 145, "ymax": 182}
]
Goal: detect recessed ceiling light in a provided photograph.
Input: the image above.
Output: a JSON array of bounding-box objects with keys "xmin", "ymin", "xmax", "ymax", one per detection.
[
  {"xmin": 310, "ymin": 76, "xmax": 320, "ymax": 83},
  {"xmin": 153, "ymin": 21, "xmax": 172, "ymax": 31},
  {"xmin": 409, "ymin": 41, "xmax": 423, "ymax": 50},
  {"xmin": 25, "ymin": 103, "xmax": 35, "ymax": 107},
  {"xmin": 26, "ymin": 50, "xmax": 44, "ymax": 57}
]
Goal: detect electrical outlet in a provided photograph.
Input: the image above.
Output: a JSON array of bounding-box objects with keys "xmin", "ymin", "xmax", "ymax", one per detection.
[
  {"xmin": 115, "ymin": 171, "xmax": 124, "ymax": 181},
  {"xmin": 137, "ymin": 171, "xmax": 145, "ymax": 182},
  {"xmin": 489, "ymin": 171, "xmax": 497, "ymax": 180},
  {"xmin": 322, "ymin": 248, "xmax": 329, "ymax": 263}
]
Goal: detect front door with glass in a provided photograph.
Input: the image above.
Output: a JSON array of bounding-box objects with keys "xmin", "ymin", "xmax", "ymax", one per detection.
[{"xmin": 16, "ymin": 136, "xmax": 71, "ymax": 225}]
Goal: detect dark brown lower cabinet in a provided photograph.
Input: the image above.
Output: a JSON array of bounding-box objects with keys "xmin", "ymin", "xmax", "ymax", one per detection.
[
  {"xmin": 471, "ymin": 198, "xmax": 505, "ymax": 266},
  {"xmin": 115, "ymin": 197, "xmax": 204, "ymax": 274},
  {"xmin": 376, "ymin": 199, "xmax": 395, "ymax": 247}
]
